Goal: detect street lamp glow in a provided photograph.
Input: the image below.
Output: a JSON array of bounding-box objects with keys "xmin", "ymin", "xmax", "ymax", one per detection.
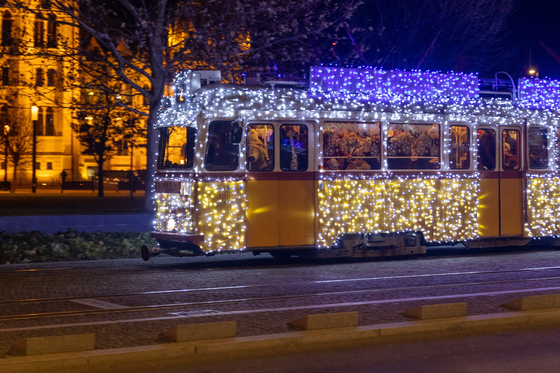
[
  {"xmin": 31, "ymin": 105, "xmax": 38, "ymax": 121},
  {"xmin": 31, "ymin": 105, "xmax": 38, "ymax": 193}
]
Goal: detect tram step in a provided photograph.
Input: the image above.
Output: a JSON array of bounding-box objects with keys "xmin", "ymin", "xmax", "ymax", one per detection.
[
  {"xmin": 402, "ymin": 302, "xmax": 468, "ymax": 320},
  {"xmin": 288, "ymin": 311, "xmax": 359, "ymax": 330},
  {"xmin": 162, "ymin": 321, "xmax": 237, "ymax": 342},
  {"xmin": 14, "ymin": 333, "xmax": 95, "ymax": 356},
  {"xmin": 502, "ymin": 294, "xmax": 560, "ymax": 311}
]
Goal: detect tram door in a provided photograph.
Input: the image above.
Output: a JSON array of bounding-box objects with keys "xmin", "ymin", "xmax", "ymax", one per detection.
[
  {"xmin": 245, "ymin": 122, "xmax": 315, "ymax": 248},
  {"xmin": 499, "ymin": 127, "xmax": 524, "ymax": 236},
  {"xmin": 477, "ymin": 127, "xmax": 523, "ymax": 237}
]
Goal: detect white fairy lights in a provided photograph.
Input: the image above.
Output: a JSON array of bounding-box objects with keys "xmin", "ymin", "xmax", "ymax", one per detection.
[
  {"xmin": 151, "ymin": 67, "xmax": 560, "ymax": 254},
  {"xmin": 317, "ymin": 173, "xmax": 479, "ymax": 246},
  {"xmin": 197, "ymin": 178, "xmax": 247, "ymax": 252},
  {"xmin": 525, "ymin": 175, "xmax": 560, "ymax": 238}
]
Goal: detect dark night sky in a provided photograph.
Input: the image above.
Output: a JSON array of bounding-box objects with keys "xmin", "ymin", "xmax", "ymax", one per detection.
[{"xmin": 515, "ymin": 0, "xmax": 560, "ymax": 79}]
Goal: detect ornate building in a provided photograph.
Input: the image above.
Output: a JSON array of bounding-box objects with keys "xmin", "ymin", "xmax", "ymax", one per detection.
[{"xmin": 0, "ymin": 1, "xmax": 146, "ymax": 190}]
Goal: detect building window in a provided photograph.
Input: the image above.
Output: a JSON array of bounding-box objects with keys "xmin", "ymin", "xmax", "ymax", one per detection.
[
  {"xmin": 143, "ymin": 85, "xmax": 150, "ymax": 106},
  {"xmin": 34, "ymin": 16, "xmax": 45, "ymax": 47},
  {"xmin": 46, "ymin": 162, "xmax": 53, "ymax": 170},
  {"xmin": 35, "ymin": 162, "xmax": 41, "ymax": 171},
  {"xmin": 47, "ymin": 69, "xmax": 56, "ymax": 86},
  {"xmin": 1, "ymin": 67, "xmax": 8, "ymax": 85},
  {"xmin": 0, "ymin": 105, "xmax": 7, "ymax": 126},
  {"xmin": 2, "ymin": 10, "xmax": 13, "ymax": 46},
  {"xmin": 36, "ymin": 107, "xmax": 44, "ymax": 136},
  {"xmin": 41, "ymin": 0, "xmax": 51, "ymax": 9},
  {"xmin": 47, "ymin": 14, "xmax": 57, "ymax": 48},
  {"xmin": 34, "ymin": 107, "xmax": 58, "ymax": 136},
  {"xmin": 36, "ymin": 68, "xmax": 44, "ymax": 86},
  {"xmin": 45, "ymin": 107, "xmax": 55, "ymax": 136}
]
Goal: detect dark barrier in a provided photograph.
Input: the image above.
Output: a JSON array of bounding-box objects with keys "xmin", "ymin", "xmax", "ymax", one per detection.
[{"xmin": 62, "ymin": 181, "xmax": 94, "ymax": 190}]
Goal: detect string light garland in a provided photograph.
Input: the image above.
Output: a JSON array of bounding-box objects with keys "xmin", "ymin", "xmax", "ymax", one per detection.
[
  {"xmin": 150, "ymin": 67, "xmax": 560, "ymax": 255},
  {"xmin": 197, "ymin": 178, "xmax": 247, "ymax": 252},
  {"xmin": 525, "ymin": 175, "xmax": 560, "ymax": 238},
  {"xmin": 317, "ymin": 173, "xmax": 479, "ymax": 246}
]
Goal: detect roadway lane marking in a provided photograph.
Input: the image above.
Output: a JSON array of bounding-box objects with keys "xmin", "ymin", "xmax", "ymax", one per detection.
[
  {"xmin": 70, "ymin": 299, "xmax": 127, "ymax": 309},
  {"xmin": 3, "ymin": 285, "xmax": 560, "ymax": 332}
]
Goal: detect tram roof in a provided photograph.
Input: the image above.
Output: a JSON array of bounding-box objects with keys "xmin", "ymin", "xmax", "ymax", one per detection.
[{"xmin": 154, "ymin": 68, "xmax": 560, "ymax": 129}]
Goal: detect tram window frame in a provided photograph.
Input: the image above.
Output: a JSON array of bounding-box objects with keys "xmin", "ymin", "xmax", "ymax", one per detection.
[
  {"xmin": 246, "ymin": 123, "xmax": 274, "ymax": 172},
  {"xmin": 279, "ymin": 124, "xmax": 309, "ymax": 171},
  {"xmin": 322, "ymin": 121, "xmax": 381, "ymax": 171},
  {"xmin": 449, "ymin": 125, "xmax": 470, "ymax": 170},
  {"xmin": 477, "ymin": 129, "xmax": 496, "ymax": 171},
  {"xmin": 528, "ymin": 127, "xmax": 548, "ymax": 170},
  {"xmin": 157, "ymin": 126, "xmax": 197, "ymax": 170},
  {"xmin": 502, "ymin": 129, "xmax": 520, "ymax": 171},
  {"xmin": 386, "ymin": 123, "xmax": 441, "ymax": 170},
  {"xmin": 204, "ymin": 120, "xmax": 240, "ymax": 171}
]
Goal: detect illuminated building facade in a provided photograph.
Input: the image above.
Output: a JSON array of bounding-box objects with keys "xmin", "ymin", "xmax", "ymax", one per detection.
[{"xmin": 0, "ymin": 1, "xmax": 146, "ymax": 188}]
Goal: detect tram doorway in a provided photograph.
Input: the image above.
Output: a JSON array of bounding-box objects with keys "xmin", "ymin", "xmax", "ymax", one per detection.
[
  {"xmin": 499, "ymin": 126, "xmax": 524, "ymax": 236},
  {"xmin": 476, "ymin": 126, "xmax": 523, "ymax": 238}
]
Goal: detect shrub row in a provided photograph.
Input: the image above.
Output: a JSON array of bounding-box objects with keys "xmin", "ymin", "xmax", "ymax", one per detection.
[{"xmin": 0, "ymin": 230, "xmax": 157, "ymax": 264}]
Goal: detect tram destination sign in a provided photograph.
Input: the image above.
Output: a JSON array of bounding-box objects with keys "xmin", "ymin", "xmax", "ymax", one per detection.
[{"xmin": 156, "ymin": 181, "xmax": 181, "ymax": 194}]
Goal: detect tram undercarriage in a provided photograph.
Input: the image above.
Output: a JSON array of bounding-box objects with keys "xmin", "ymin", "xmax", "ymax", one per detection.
[{"xmin": 141, "ymin": 231, "xmax": 427, "ymax": 261}]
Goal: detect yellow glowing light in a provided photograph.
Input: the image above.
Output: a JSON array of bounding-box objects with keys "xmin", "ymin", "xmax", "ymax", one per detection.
[
  {"xmin": 317, "ymin": 176, "xmax": 479, "ymax": 246},
  {"xmin": 525, "ymin": 177, "xmax": 560, "ymax": 237}
]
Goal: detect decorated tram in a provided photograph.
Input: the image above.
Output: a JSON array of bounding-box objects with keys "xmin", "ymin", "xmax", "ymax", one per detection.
[{"xmin": 141, "ymin": 66, "xmax": 560, "ymax": 261}]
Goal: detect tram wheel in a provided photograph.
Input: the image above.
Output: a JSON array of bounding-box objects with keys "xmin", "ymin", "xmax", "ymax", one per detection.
[{"xmin": 270, "ymin": 251, "xmax": 292, "ymax": 260}]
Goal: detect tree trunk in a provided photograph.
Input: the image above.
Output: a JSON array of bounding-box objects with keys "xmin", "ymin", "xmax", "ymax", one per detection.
[
  {"xmin": 97, "ymin": 158, "xmax": 104, "ymax": 197},
  {"xmin": 144, "ymin": 100, "xmax": 159, "ymax": 212},
  {"xmin": 10, "ymin": 163, "xmax": 17, "ymax": 193}
]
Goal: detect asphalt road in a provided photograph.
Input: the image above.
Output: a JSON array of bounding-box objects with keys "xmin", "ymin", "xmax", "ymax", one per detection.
[
  {"xmin": 141, "ymin": 328, "xmax": 560, "ymax": 373},
  {"xmin": 2, "ymin": 246, "xmax": 560, "ymax": 364}
]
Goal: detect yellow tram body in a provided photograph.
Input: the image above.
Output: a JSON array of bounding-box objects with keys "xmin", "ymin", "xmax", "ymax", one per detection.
[{"xmin": 143, "ymin": 67, "xmax": 560, "ymax": 260}]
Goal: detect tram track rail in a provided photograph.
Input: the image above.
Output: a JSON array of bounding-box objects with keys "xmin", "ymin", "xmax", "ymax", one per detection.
[
  {"xmin": 1, "ymin": 245, "xmax": 554, "ymax": 282},
  {"xmin": 3, "ymin": 271, "xmax": 560, "ymax": 322},
  {"xmin": 3, "ymin": 265, "xmax": 560, "ymax": 306}
]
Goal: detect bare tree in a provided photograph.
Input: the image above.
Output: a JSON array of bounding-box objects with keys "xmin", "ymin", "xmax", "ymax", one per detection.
[
  {"xmin": 72, "ymin": 83, "xmax": 145, "ymax": 197},
  {"xmin": 13, "ymin": 0, "xmax": 358, "ymax": 209},
  {"xmin": 5, "ymin": 108, "xmax": 35, "ymax": 193},
  {"xmin": 325, "ymin": 0, "xmax": 517, "ymax": 76}
]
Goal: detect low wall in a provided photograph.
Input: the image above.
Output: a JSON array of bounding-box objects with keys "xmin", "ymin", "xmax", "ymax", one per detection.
[{"xmin": 0, "ymin": 214, "xmax": 153, "ymax": 234}]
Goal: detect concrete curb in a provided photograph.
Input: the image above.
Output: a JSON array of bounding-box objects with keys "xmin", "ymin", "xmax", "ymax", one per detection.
[{"xmin": 3, "ymin": 308, "xmax": 560, "ymax": 373}]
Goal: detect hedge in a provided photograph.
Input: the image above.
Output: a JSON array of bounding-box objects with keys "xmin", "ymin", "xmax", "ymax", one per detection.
[{"xmin": 0, "ymin": 230, "xmax": 157, "ymax": 264}]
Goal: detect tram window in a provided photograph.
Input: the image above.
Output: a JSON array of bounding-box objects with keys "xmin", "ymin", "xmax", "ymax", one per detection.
[
  {"xmin": 502, "ymin": 130, "xmax": 520, "ymax": 171},
  {"xmin": 449, "ymin": 126, "xmax": 470, "ymax": 169},
  {"xmin": 157, "ymin": 126, "xmax": 197, "ymax": 169},
  {"xmin": 280, "ymin": 124, "xmax": 308, "ymax": 171},
  {"xmin": 528, "ymin": 127, "xmax": 548, "ymax": 169},
  {"xmin": 204, "ymin": 121, "xmax": 239, "ymax": 171},
  {"xmin": 477, "ymin": 129, "xmax": 496, "ymax": 171},
  {"xmin": 386, "ymin": 123, "xmax": 440, "ymax": 170},
  {"xmin": 246, "ymin": 124, "xmax": 274, "ymax": 171},
  {"xmin": 322, "ymin": 121, "xmax": 381, "ymax": 170}
]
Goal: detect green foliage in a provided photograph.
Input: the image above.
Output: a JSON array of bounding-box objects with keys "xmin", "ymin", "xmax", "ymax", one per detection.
[{"xmin": 0, "ymin": 230, "xmax": 157, "ymax": 264}]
